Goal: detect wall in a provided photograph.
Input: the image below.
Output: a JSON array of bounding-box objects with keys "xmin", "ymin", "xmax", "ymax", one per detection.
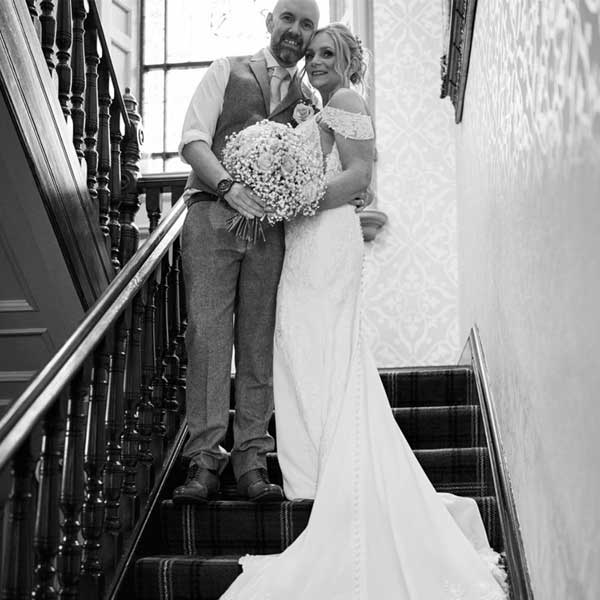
[
  {"xmin": 457, "ymin": 1, "xmax": 600, "ymax": 598},
  {"xmin": 364, "ymin": 0, "xmax": 459, "ymax": 367}
]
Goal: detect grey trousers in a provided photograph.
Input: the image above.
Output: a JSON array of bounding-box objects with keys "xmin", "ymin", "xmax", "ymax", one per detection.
[{"xmin": 181, "ymin": 197, "xmax": 284, "ymax": 480}]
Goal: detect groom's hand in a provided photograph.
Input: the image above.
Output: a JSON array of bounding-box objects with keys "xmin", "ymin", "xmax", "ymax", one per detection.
[{"xmin": 223, "ymin": 183, "xmax": 266, "ymax": 219}]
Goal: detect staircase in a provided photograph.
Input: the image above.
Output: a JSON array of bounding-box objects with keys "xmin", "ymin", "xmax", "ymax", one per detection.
[{"xmin": 131, "ymin": 366, "xmax": 505, "ymax": 600}]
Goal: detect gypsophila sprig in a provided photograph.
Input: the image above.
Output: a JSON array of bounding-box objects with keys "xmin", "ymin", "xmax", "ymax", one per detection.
[{"xmin": 222, "ymin": 120, "xmax": 325, "ymax": 242}]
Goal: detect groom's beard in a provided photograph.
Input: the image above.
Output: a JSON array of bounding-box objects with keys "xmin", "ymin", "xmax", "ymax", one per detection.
[{"xmin": 272, "ymin": 33, "xmax": 304, "ymax": 66}]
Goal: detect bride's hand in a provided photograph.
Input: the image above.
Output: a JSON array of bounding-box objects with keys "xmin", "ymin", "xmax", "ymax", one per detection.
[{"xmin": 349, "ymin": 190, "xmax": 370, "ymax": 213}]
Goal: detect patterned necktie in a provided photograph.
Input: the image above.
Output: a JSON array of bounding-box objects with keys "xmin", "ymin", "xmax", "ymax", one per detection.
[{"xmin": 270, "ymin": 66, "xmax": 291, "ymax": 111}]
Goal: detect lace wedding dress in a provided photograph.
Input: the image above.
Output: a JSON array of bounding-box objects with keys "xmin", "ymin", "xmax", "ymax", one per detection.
[{"xmin": 220, "ymin": 106, "xmax": 508, "ymax": 600}]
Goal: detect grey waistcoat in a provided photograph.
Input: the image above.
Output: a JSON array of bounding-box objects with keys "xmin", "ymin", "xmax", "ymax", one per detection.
[{"xmin": 185, "ymin": 52, "xmax": 305, "ymax": 195}]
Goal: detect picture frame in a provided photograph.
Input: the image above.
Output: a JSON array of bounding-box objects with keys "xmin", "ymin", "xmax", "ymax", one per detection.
[{"xmin": 440, "ymin": 0, "xmax": 479, "ymax": 123}]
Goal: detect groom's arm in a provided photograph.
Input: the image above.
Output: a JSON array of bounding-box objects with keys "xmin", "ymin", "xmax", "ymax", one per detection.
[
  {"xmin": 182, "ymin": 142, "xmax": 265, "ymax": 219},
  {"xmin": 179, "ymin": 59, "xmax": 265, "ymax": 219}
]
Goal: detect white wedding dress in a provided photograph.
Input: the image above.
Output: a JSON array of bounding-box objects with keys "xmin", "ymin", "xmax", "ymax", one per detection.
[{"xmin": 221, "ymin": 106, "xmax": 508, "ymax": 600}]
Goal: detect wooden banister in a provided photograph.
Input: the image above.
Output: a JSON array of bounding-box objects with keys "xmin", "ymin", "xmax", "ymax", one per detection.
[
  {"xmin": 0, "ymin": 176, "xmax": 187, "ymax": 599},
  {"xmin": 0, "ymin": 199, "xmax": 186, "ymax": 473}
]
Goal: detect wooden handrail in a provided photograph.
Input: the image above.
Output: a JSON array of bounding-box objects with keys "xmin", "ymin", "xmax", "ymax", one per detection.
[
  {"xmin": 0, "ymin": 199, "xmax": 187, "ymax": 473},
  {"xmin": 461, "ymin": 327, "xmax": 534, "ymax": 599}
]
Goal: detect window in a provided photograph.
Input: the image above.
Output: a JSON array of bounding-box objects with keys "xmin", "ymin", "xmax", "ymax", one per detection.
[{"xmin": 140, "ymin": 0, "xmax": 330, "ymax": 173}]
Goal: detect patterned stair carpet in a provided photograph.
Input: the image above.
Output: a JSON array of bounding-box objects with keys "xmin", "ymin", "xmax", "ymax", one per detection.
[{"xmin": 134, "ymin": 367, "xmax": 505, "ymax": 600}]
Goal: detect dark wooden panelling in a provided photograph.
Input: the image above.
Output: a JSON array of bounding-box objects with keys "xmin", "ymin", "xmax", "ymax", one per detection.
[{"xmin": 0, "ymin": 0, "xmax": 113, "ymax": 309}]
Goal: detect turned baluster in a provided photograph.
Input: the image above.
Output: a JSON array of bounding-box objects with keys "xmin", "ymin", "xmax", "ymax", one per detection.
[
  {"xmin": 96, "ymin": 61, "xmax": 112, "ymax": 242},
  {"xmin": 26, "ymin": 0, "xmax": 41, "ymax": 38},
  {"xmin": 57, "ymin": 365, "xmax": 91, "ymax": 600},
  {"xmin": 141, "ymin": 263, "xmax": 165, "ymax": 440},
  {"xmin": 83, "ymin": 14, "xmax": 100, "ymax": 206},
  {"xmin": 32, "ymin": 397, "xmax": 67, "ymax": 600},
  {"xmin": 162, "ymin": 251, "xmax": 181, "ymax": 440},
  {"xmin": 169, "ymin": 240, "xmax": 186, "ymax": 416},
  {"xmin": 119, "ymin": 89, "xmax": 143, "ymax": 265},
  {"xmin": 80, "ymin": 341, "xmax": 110, "ymax": 597},
  {"xmin": 71, "ymin": 0, "xmax": 87, "ymax": 162},
  {"xmin": 121, "ymin": 298, "xmax": 143, "ymax": 524},
  {"xmin": 108, "ymin": 102, "xmax": 124, "ymax": 271},
  {"xmin": 103, "ymin": 320, "xmax": 127, "ymax": 538},
  {"xmin": 0, "ymin": 440, "xmax": 36, "ymax": 600},
  {"xmin": 39, "ymin": 1, "xmax": 56, "ymax": 76},
  {"xmin": 138, "ymin": 283, "xmax": 157, "ymax": 482},
  {"xmin": 173, "ymin": 237, "xmax": 187, "ymax": 413},
  {"xmin": 55, "ymin": 0, "xmax": 72, "ymax": 119},
  {"xmin": 145, "ymin": 186, "xmax": 162, "ymax": 235}
]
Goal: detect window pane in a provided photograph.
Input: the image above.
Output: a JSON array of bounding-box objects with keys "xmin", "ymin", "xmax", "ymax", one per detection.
[
  {"xmin": 142, "ymin": 69, "xmax": 165, "ymax": 155},
  {"xmin": 165, "ymin": 67, "xmax": 209, "ymax": 153},
  {"xmin": 164, "ymin": 156, "xmax": 187, "ymax": 173},
  {"xmin": 141, "ymin": 156, "xmax": 165, "ymax": 174},
  {"xmin": 143, "ymin": 0, "xmax": 164, "ymax": 64},
  {"xmin": 166, "ymin": 0, "xmax": 277, "ymax": 63}
]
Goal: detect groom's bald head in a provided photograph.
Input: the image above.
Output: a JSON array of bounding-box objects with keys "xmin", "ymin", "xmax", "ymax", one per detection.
[{"xmin": 267, "ymin": 0, "xmax": 320, "ymax": 67}]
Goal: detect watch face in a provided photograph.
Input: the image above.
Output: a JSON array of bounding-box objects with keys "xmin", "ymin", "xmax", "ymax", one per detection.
[{"xmin": 217, "ymin": 179, "xmax": 233, "ymax": 195}]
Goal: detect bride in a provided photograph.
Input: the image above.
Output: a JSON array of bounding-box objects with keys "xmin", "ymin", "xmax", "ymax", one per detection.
[{"xmin": 221, "ymin": 23, "xmax": 508, "ymax": 600}]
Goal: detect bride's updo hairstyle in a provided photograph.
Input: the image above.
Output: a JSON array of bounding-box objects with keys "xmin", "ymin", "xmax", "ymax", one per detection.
[{"xmin": 315, "ymin": 22, "xmax": 368, "ymax": 90}]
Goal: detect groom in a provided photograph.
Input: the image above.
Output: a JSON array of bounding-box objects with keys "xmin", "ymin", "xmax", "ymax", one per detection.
[{"xmin": 173, "ymin": 0, "xmax": 322, "ymax": 503}]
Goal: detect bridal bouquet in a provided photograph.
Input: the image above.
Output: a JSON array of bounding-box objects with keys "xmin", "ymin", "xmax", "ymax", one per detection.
[{"xmin": 221, "ymin": 120, "xmax": 325, "ymax": 242}]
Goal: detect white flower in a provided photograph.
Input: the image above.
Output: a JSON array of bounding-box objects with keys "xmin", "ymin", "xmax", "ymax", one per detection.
[
  {"xmin": 292, "ymin": 103, "xmax": 315, "ymax": 124},
  {"xmin": 281, "ymin": 156, "xmax": 297, "ymax": 177}
]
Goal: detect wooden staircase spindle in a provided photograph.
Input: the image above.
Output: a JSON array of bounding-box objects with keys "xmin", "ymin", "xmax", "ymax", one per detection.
[
  {"xmin": 84, "ymin": 14, "xmax": 100, "ymax": 206},
  {"xmin": 138, "ymin": 283, "xmax": 157, "ymax": 483},
  {"xmin": 55, "ymin": 0, "xmax": 73, "ymax": 119},
  {"xmin": 80, "ymin": 341, "xmax": 110, "ymax": 597},
  {"xmin": 71, "ymin": 0, "xmax": 87, "ymax": 162},
  {"xmin": 39, "ymin": 1, "xmax": 57, "ymax": 76},
  {"xmin": 32, "ymin": 397, "xmax": 67, "ymax": 600},
  {"xmin": 0, "ymin": 440, "xmax": 36, "ymax": 600},
  {"xmin": 57, "ymin": 365, "xmax": 91, "ymax": 600},
  {"xmin": 119, "ymin": 89, "xmax": 143, "ymax": 265},
  {"xmin": 108, "ymin": 100, "xmax": 124, "ymax": 271},
  {"xmin": 26, "ymin": 0, "xmax": 42, "ymax": 37},
  {"xmin": 97, "ymin": 62, "xmax": 112, "ymax": 242},
  {"xmin": 145, "ymin": 186, "xmax": 162, "ymax": 234},
  {"xmin": 121, "ymin": 298, "xmax": 144, "ymax": 525},
  {"xmin": 162, "ymin": 251, "xmax": 181, "ymax": 442},
  {"xmin": 148, "ymin": 267, "xmax": 168, "ymax": 443},
  {"xmin": 103, "ymin": 319, "xmax": 127, "ymax": 537}
]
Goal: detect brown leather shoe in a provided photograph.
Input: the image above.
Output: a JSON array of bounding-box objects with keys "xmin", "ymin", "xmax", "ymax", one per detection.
[
  {"xmin": 172, "ymin": 464, "xmax": 220, "ymax": 504},
  {"xmin": 237, "ymin": 468, "xmax": 283, "ymax": 502}
]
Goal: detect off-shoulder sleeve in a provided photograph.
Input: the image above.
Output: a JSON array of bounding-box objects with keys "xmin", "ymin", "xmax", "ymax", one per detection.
[{"xmin": 319, "ymin": 105, "xmax": 374, "ymax": 140}]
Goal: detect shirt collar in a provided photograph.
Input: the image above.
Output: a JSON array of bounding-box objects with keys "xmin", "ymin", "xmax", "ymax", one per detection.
[{"xmin": 263, "ymin": 47, "xmax": 297, "ymax": 78}]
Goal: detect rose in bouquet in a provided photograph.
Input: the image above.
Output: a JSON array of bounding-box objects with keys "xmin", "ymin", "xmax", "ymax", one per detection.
[{"xmin": 221, "ymin": 119, "xmax": 325, "ymax": 242}]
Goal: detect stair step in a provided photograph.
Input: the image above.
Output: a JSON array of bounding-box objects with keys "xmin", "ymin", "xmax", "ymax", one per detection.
[
  {"xmin": 160, "ymin": 496, "xmax": 503, "ymax": 556},
  {"xmin": 222, "ymin": 404, "xmax": 484, "ymax": 451},
  {"xmin": 165, "ymin": 447, "xmax": 493, "ymax": 501},
  {"xmin": 379, "ymin": 366, "xmax": 475, "ymax": 408},
  {"xmin": 227, "ymin": 366, "xmax": 475, "ymax": 409},
  {"xmin": 135, "ymin": 555, "xmax": 241, "ymax": 600}
]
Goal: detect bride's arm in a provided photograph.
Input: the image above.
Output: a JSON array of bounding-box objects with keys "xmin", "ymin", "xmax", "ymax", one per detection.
[{"xmin": 318, "ymin": 89, "xmax": 375, "ymax": 212}]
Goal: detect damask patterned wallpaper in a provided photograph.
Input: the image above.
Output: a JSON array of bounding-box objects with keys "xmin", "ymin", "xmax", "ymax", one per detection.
[
  {"xmin": 364, "ymin": 0, "xmax": 459, "ymax": 367},
  {"xmin": 457, "ymin": 1, "xmax": 600, "ymax": 597}
]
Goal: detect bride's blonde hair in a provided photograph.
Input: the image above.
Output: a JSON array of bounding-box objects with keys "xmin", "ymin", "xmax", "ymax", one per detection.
[{"xmin": 314, "ymin": 22, "xmax": 368, "ymax": 91}]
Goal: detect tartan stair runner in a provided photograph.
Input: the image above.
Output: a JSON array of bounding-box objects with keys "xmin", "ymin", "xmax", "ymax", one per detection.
[{"xmin": 133, "ymin": 367, "xmax": 507, "ymax": 600}]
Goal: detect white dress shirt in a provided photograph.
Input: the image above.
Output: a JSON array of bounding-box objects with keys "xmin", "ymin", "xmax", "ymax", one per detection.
[{"xmin": 178, "ymin": 47, "xmax": 298, "ymax": 163}]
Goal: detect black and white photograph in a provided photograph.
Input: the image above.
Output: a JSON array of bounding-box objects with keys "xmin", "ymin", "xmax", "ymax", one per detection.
[{"xmin": 0, "ymin": 0, "xmax": 598, "ymax": 598}]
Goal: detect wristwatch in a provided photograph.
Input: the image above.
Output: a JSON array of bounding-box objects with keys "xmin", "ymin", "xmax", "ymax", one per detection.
[{"xmin": 216, "ymin": 178, "xmax": 234, "ymax": 198}]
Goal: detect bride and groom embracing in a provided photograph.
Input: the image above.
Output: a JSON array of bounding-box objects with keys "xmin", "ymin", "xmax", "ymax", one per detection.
[{"xmin": 175, "ymin": 1, "xmax": 508, "ymax": 598}]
